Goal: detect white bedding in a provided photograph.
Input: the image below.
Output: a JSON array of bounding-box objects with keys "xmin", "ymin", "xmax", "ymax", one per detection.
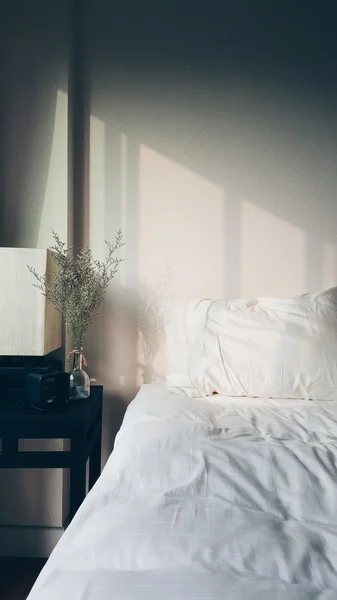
[{"xmin": 28, "ymin": 384, "xmax": 337, "ymax": 599}]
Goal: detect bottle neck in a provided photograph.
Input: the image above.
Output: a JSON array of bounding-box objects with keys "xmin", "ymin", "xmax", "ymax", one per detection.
[{"xmin": 72, "ymin": 349, "xmax": 83, "ymax": 371}]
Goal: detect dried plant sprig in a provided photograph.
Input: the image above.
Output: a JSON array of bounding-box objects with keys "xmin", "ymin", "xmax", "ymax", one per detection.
[{"xmin": 28, "ymin": 229, "xmax": 124, "ymax": 349}]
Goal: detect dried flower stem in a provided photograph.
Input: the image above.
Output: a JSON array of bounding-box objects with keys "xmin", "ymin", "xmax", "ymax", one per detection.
[{"xmin": 28, "ymin": 229, "xmax": 124, "ymax": 349}]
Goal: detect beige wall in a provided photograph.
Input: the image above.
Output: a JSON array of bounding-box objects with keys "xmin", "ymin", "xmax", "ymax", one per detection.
[
  {"xmin": 85, "ymin": 6, "xmax": 336, "ymax": 461},
  {"xmin": 87, "ymin": 70, "xmax": 337, "ymax": 450}
]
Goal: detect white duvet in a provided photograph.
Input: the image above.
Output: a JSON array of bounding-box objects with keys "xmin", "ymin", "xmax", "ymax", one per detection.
[{"xmin": 28, "ymin": 384, "xmax": 337, "ymax": 599}]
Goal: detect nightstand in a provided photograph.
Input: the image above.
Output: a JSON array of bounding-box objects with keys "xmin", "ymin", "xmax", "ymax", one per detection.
[{"xmin": 0, "ymin": 386, "xmax": 103, "ymax": 523}]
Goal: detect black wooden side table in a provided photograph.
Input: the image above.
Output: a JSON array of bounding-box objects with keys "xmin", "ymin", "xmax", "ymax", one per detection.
[{"xmin": 0, "ymin": 385, "xmax": 103, "ymax": 524}]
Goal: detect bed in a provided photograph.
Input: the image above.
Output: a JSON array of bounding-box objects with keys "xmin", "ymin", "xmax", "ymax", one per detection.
[
  {"xmin": 28, "ymin": 288, "xmax": 337, "ymax": 599},
  {"xmin": 28, "ymin": 382, "xmax": 337, "ymax": 600}
]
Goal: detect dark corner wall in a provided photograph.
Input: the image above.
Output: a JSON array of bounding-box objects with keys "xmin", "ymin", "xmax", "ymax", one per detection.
[{"xmin": 0, "ymin": 0, "xmax": 69, "ymax": 248}]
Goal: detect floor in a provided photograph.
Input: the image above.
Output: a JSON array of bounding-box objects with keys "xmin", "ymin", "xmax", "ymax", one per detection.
[{"xmin": 0, "ymin": 558, "xmax": 46, "ymax": 600}]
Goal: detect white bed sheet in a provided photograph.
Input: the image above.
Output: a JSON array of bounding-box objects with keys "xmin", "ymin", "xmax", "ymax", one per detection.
[{"xmin": 28, "ymin": 384, "xmax": 337, "ymax": 599}]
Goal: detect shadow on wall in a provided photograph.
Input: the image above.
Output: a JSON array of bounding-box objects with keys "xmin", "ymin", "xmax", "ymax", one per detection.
[
  {"xmin": 135, "ymin": 266, "xmax": 174, "ymax": 384},
  {"xmin": 0, "ymin": 44, "xmax": 55, "ymax": 246},
  {"xmin": 0, "ymin": 3, "xmax": 68, "ymax": 249},
  {"xmin": 85, "ymin": 284, "xmax": 138, "ymax": 461}
]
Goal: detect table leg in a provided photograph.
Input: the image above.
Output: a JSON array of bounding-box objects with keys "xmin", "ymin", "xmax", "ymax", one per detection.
[
  {"xmin": 69, "ymin": 432, "xmax": 86, "ymax": 521},
  {"xmin": 89, "ymin": 420, "xmax": 102, "ymax": 490}
]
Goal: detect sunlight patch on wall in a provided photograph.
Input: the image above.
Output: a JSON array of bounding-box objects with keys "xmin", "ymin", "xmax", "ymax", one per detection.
[
  {"xmin": 89, "ymin": 113, "xmax": 106, "ymax": 260},
  {"xmin": 322, "ymin": 242, "xmax": 337, "ymax": 289},
  {"xmin": 37, "ymin": 89, "xmax": 68, "ymax": 248},
  {"xmin": 241, "ymin": 200, "xmax": 306, "ymax": 297},
  {"xmin": 120, "ymin": 132, "xmax": 128, "ymax": 287},
  {"xmin": 139, "ymin": 144, "xmax": 225, "ymax": 299},
  {"xmin": 89, "ymin": 121, "xmax": 127, "ymax": 279},
  {"xmin": 138, "ymin": 144, "xmax": 224, "ymax": 381}
]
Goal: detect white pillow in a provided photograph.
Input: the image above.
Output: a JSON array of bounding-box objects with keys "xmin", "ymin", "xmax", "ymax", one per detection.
[{"xmin": 165, "ymin": 288, "xmax": 337, "ymax": 400}]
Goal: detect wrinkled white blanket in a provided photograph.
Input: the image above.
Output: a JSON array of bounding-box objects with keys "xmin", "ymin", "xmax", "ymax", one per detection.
[{"xmin": 28, "ymin": 384, "xmax": 337, "ymax": 599}]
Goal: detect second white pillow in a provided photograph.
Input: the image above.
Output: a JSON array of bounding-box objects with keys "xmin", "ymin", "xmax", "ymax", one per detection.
[{"xmin": 165, "ymin": 288, "xmax": 337, "ymax": 400}]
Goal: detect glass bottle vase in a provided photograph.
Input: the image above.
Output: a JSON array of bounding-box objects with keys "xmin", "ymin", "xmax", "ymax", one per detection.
[{"xmin": 69, "ymin": 349, "xmax": 90, "ymax": 400}]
